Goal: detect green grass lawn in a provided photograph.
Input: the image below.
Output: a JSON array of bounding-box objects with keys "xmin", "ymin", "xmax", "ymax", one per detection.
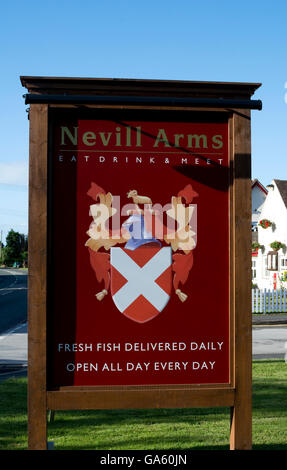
[{"xmin": 0, "ymin": 360, "xmax": 286, "ymax": 450}]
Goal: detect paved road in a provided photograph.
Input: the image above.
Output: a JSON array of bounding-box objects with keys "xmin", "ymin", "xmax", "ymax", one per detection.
[
  {"xmin": 0, "ymin": 322, "xmax": 27, "ymax": 381},
  {"xmin": 0, "ymin": 268, "xmax": 27, "ymax": 334},
  {"xmin": 0, "ymin": 268, "xmax": 28, "ymax": 381},
  {"xmin": 253, "ymin": 325, "xmax": 287, "ymax": 360}
]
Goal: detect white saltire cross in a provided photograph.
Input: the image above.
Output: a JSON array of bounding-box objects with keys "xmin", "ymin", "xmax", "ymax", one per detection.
[{"xmin": 111, "ymin": 247, "xmax": 171, "ymax": 312}]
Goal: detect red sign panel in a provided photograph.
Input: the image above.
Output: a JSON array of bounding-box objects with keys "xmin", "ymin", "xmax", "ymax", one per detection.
[{"xmin": 48, "ymin": 114, "xmax": 230, "ymax": 388}]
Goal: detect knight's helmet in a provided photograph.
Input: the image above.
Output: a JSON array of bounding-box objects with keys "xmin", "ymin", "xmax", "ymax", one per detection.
[{"xmin": 122, "ymin": 213, "xmax": 161, "ymax": 251}]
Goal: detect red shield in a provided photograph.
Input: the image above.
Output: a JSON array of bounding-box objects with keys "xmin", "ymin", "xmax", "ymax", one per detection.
[{"xmin": 110, "ymin": 246, "xmax": 172, "ymax": 323}]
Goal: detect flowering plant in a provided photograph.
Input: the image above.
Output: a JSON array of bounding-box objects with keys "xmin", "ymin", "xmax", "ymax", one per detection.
[
  {"xmin": 252, "ymin": 242, "xmax": 262, "ymax": 251},
  {"xmin": 258, "ymin": 219, "xmax": 272, "ymax": 229},
  {"xmin": 270, "ymin": 241, "xmax": 284, "ymax": 251}
]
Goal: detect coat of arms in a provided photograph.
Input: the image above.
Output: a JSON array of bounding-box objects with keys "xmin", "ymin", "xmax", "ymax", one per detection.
[{"xmin": 85, "ymin": 183, "xmax": 197, "ymax": 323}]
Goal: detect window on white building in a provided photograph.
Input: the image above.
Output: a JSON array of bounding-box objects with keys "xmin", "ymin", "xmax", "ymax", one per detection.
[
  {"xmin": 252, "ymin": 259, "xmax": 257, "ymax": 279},
  {"xmin": 267, "ymin": 251, "xmax": 278, "ymax": 271}
]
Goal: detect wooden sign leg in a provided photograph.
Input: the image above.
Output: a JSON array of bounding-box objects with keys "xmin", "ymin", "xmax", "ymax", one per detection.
[
  {"xmin": 230, "ymin": 110, "xmax": 252, "ymax": 450},
  {"xmin": 28, "ymin": 104, "xmax": 48, "ymax": 449}
]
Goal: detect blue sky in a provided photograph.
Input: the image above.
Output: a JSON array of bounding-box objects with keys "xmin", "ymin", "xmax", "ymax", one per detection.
[{"xmin": 0, "ymin": 0, "xmax": 286, "ymax": 243}]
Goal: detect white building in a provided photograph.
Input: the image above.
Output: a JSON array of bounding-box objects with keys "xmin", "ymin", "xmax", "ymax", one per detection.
[
  {"xmin": 252, "ymin": 179, "xmax": 287, "ymax": 290},
  {"xmin": 251, "ymin": 179, "xmax": 267, "ymax": 245}
]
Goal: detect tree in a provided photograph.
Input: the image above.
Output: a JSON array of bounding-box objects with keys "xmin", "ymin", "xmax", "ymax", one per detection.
[
  {"xmin": 3, "ymin": 230, "xmax": 28, "ymax": 267},
  {"xmin": 21, "ymin": 251, "xmax": 28, "ymax": 268},
  {"xmin": 0, "ymin": 241, "xmax": 4, "ymax": 265}
]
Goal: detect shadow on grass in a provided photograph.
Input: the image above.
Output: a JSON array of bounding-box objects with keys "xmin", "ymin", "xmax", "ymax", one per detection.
[
  {"xmin": 252, "ymin": 443, "xmax": 287, "ymax": 451},
  {"xmin": 0, "ymin": 378, "xmax": 27, "ymax": 450},
  {"xmin": 0, "ymin": 377, "xmax": 27, "ymax": 416},
  {"xmin": 253, "ymin": 383, "xmax": 287, "ymax": 409},
  {"xmin": 49, "ymin": 406, "xmax": 229, "ymax": 427},
  {"xmin": 48, "ymin": 408, "xmax": 231, "ymax": 450}
]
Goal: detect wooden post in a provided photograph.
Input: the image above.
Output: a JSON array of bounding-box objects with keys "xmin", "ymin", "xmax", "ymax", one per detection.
[
  {"xmin": 28, "ymin": 104, "xmax": 48, "ymax": 450},
  {"xmin": 230, "ymin": 109, "xmax": 252, "ymax": 450}
]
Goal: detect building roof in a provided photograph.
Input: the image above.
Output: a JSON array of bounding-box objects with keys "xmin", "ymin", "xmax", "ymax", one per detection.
[
  {"xmin": 252, "ymin": 179, "xmax": 268, "ymax": 194},
  {"xmin": 274, "ymin": 179, "xmax": 287, "ymax": 208}
]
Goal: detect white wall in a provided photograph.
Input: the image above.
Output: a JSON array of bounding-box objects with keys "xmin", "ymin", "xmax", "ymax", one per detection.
[
  {"xmin": 259, "ymin": 182, "xmax": 287, "ymax": 248},
  {"xmin": 252, "ymin": 184, "xmax": 266, "ymax": 225}
]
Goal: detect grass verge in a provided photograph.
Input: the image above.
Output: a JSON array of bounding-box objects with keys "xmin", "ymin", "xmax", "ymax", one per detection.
[{"xmin": 0, "ymin": 360, "xmax": 286, "ymax": 450}]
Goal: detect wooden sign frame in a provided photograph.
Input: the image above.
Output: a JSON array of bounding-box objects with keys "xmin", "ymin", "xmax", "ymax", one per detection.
[{"xmin": 21, "ymin": 77, "xmax": 261, "ymax": 450}]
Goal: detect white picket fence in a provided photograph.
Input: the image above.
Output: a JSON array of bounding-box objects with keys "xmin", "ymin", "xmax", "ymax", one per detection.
[{"xmin": 252, "ymin": 288, "xmax": 287, "ymax": 313}]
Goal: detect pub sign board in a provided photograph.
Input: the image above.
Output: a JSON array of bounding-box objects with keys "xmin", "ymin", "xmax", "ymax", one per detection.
[
  {"xmin": 21, "ymin": 77, "xmax": 261, "ymax": 450},
  {"xmin": 50, "ymin": 113, "xmax": 229, "ymax": 387}
]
